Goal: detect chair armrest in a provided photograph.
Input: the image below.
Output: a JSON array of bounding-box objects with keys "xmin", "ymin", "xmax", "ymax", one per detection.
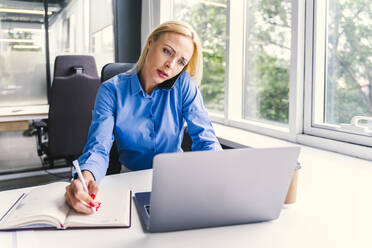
[
  {"xmin": 34, "ymin": 120, "xmax": 47, "ymax": 129},
  {"xmin": 33, "ymin": 119, "xmax": 48, "ymax": 156}
]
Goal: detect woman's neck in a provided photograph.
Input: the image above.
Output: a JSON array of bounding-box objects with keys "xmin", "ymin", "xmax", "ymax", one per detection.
[{"xmin": 138, "ymin": 70, "xmax": 156, "ymax": 95}]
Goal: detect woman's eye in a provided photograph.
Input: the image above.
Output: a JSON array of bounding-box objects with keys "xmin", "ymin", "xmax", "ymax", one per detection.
[
  {"xmin": 178, "ymin": 60, "xmax": 186, "ymax": 66},
  {"xmin": 163, "ymin": 48, "xmax": 172, "ymax": 55}
]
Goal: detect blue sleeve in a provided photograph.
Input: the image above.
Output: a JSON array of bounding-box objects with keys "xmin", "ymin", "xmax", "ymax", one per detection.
[
  {"xmin": 181, "ymin": 75, "xmax": 222, "ymax": 151},
  {"xmin": 77, "ymin": 82, "xmax": 116, "ymax": 183}
]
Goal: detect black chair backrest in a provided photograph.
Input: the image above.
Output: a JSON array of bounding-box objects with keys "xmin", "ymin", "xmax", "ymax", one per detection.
[
  {"xmin": 54, "ymin": 55, "xmax": 99, "ymax": 78},
  {"xmin": 101, "ymin": 63, "xmax": 135, "ymax": 82},
  {"xmin": 48, "ymin": 55, "xmax": 101, "ymax": 158}
]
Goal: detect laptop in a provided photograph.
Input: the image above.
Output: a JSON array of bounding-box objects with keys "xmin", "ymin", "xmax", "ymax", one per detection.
[{"xmin": 134, "ymin": 146, "xmax": 300, "ymax": 232}]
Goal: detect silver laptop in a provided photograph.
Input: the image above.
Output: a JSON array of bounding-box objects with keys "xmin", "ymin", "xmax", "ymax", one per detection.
[{"xmin": 134, "ymin": 146, "xmax": 300, "ymax": 232}]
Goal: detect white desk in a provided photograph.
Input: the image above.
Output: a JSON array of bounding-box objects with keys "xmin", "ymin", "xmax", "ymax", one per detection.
[
  {"xmin": 0, "ymin": 156, "xmax": 372, "ymax": 248},
  {"xmin": 0, "ymin": 105, "xmax": 49, "ymax": 122},
  {"xmin": 0, "ymin": 105, "xmax": 48, "ymax": 132}
]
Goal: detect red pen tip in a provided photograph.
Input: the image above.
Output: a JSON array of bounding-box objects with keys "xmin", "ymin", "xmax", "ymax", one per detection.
[{"xmin": 95, "ymin": 202, "xmax": 102, "ymax": 212}]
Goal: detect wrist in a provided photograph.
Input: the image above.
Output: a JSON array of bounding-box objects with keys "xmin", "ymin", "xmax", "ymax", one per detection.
[
  {"xmin": 73, "ymin": 170, "xmax": 95, "ymax": 181},
  {"xmin": 82, "ymin": 170, "xmax": 95, "ymax": 181}
]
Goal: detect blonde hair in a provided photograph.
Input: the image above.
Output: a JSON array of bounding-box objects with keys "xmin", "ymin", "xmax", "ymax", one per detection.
[{"xmin": 136, "ymin": 21, "xmax": 203, "ymax": 85}]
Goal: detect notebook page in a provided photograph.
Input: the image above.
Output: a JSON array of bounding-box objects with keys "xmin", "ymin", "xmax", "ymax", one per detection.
[
  {"xmin": 65, "ymin": 188, "xmax": 130, "ymax": 227},
  {"xmin": 2, "ymin": 182, "xmax": 70, "ymax": 227}
]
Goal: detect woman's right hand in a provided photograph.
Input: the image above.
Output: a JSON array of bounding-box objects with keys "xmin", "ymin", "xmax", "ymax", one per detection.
[{"xmin": 64, "ymin": 170, "xmax": 99, "ymax": 214}]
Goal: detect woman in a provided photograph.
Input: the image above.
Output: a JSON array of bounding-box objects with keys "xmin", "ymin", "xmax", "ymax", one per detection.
[{"xmin": 65, "ymin": 21, "xmax": 222, "ymax": 214}]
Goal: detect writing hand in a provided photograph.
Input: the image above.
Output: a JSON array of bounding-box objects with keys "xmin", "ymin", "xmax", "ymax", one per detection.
[{"xmin": 64, "ymin": 170, "xmax": 99, "ymax": 214}]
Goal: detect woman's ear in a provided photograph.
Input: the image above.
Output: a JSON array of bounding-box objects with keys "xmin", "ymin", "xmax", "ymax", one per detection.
[{"xmin": 147, "ymin": 38, "xmax": 153, "ymax": 49}]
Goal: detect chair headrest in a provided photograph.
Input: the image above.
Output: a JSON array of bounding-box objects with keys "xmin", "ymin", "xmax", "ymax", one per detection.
[
  {"xmin": 53, "ymin": 55, "xmax": 99, "ymax": 78},
  {"xmin": 101, "ymin": 63, "xmax": 135, "ymax": 82}
]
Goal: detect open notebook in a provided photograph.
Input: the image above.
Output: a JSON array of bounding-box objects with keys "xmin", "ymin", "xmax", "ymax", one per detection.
[{"xmin": 0, "ymin": 182, "xmax": 132, "ymax": 230}]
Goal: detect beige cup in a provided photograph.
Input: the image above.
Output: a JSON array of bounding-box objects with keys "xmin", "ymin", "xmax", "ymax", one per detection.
[{"xmin": 284, "ymin": 170, "xmax": 299, "ymax": 204}]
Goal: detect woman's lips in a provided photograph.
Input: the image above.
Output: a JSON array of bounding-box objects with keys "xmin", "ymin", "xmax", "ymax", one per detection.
[{"xmin": 157, "ymin": 69, "xmax": 168, "ymax": 79}]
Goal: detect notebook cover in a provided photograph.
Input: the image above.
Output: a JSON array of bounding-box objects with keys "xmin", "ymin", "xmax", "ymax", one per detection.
[{"xmin": 0, "ymin": 191, "xmax": 132, "ymax": 231}]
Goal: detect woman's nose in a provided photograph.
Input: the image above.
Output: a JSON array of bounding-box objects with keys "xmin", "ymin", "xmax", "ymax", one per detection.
[{"xmin": 165, "ymin": 58, "xmax": 175, "ymax": 68}]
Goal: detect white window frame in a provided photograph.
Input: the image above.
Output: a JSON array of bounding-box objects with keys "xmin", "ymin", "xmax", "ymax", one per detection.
[
  {"xmin": 143, "ymin": 0, "xmax": 372, "ymax": 160},
  {"xmin": 303, "ymin": 0, "xmax": 372, "ymax": 147}
]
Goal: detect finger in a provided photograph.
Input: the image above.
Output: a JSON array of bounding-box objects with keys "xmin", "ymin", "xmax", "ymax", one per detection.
[
  {"xmin": 87, "ymin": 181, "xmax": 99, "ymax": 199},
  {"xmin": 64, "ymin": 191, "xmax": 72, "ymax": 207},
  {"xmin": 65, "ymin": 185, "xmax": 75, "ymax": 207},
  {"xmin": 65, "ymin": 185, "xmax": 93, "ymax": 214},
  {"xmin": 71, "ymin": 180, "xmax": 96, "ymax": 205},
  {"xmin": 72, "ymin": 199, "xmax": 94, "ymax": 214}
]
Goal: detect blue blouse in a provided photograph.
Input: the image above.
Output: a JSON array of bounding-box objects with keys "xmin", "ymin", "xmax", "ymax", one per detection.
[{"xmin": 78, "ymin": 70, "xmax": 222, "ymax": 182}]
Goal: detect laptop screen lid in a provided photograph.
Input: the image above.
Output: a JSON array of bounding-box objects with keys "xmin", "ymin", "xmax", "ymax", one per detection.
[{"xmin": 146, "ymin": 146, "xmax": 300, "ymax": 232}]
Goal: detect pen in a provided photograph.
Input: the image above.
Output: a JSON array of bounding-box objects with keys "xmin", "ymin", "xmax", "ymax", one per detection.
[{"xmin": 72, "ymin": 160, "xmax": 96, "ymax": 213}]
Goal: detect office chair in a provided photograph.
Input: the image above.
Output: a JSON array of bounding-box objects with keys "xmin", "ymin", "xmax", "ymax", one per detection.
[
  {"xmin": 101, "ymin": 63, "xmax": 193, "ymax": 175},
  {"xmin": 35, "ymin": 55, "xmax": 101, "ymax": 167}
]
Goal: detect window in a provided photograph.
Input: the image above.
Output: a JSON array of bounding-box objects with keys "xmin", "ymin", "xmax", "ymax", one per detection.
[
  {"xmin": 148, "ymin": 0, "xmax": 372, "ymax": 159},
  {"xmin": 49, "ymin": 0, "xmax": 114, "ymax": 76},
  {"xmin": 243, "ymin": 0, "xmax": 291, "ymax": 125},
  {"xmin": 0, "ymin": 0, "xmax": 115, "ymax": 108},
  {"xmin": 91, "ymin": 24, "xmax": 114, "ymax": 70},
  {"xmin": 89, "ymin": 0, "xmax": 114, "ymax": 71},
  {"xmin": 0, "ymin": 3, "xmax": 50, "ymax": 107},
  {"xmin": 173, "ymin": 0, "xmax": 227, "ymax": 113},
  {"xmin": 304, "ymin": 0, "xmax": 372, "ymax": 146},
  {"xmin": 172, "ymin": 0, "xmax": 293, "ymax": 132}
]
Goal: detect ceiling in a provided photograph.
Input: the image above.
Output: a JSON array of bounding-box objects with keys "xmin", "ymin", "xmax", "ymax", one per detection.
[{"xmin": 0, "ymin": 0, "xmax": 69, "ymax": 24}]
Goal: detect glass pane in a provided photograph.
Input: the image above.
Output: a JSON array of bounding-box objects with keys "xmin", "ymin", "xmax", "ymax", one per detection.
[
  {"xmin": 91, "ymin": 25, "xmax": 114, "ymax": 72},
  {"xmin": 324, "ymin": 0, "xmax": 372, "ymax": 127},
  {"xmin": 48, "ymin": 0, "xmax": 114, "ymax": 76},
  {"xmin": 243, "ymin": 0, "xmax": 291, "ymax": 124},
  {"xmin": 173, "ymin": 0, "xmax": 227, "ymax": 113},
  {"xmin": 0, "ymin": 2, "xmax": 50, "ymax": 107},
  {"xmin": 90, "ymin": 0, "xmax": 114, "ymax": 71}
]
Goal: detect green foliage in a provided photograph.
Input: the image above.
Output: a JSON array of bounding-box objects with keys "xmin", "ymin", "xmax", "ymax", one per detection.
[
  {"xmin": 174, "ymin": 0, "xmax": 226, "ymax": 112},
  {"xmin": 248, "ymin": 0, "xmax": 291, "ymax": 123},
  {"xmin": 326, "ymin": 0, "xmax": 372, "ymax": 124},
  {"xmin": 257, "ymin": 51, "xmax": 289, "ymax": 123}
]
